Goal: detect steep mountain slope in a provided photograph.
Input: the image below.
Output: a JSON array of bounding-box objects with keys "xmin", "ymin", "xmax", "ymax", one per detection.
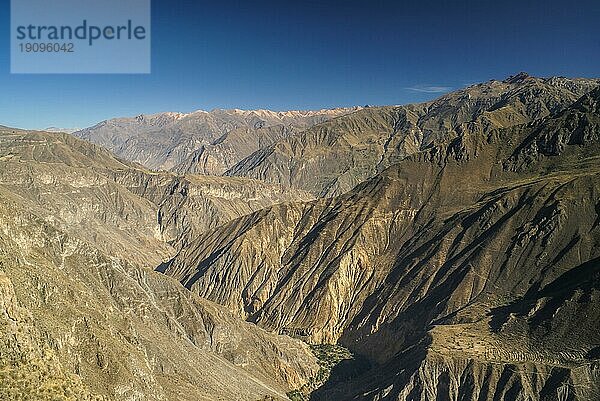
[
  {"xmin": 0, "ymin": 128, "xmax": 320, "ymax": 400},
  {"xmin": 163, "ymin": 86, "xmax": 600, "ymax": 400},
  {"xmin": 226, "ymin": 74, "xmax": 599, "ymax": 197},
  {"xmin": 3, "ymin": 75, "xmax": 598, "ymax": 401},
  {"xmin": 112, "ymin": 171, "xmax": 314, "ymax": 249},
  {"xmin": 0, "ymin": 128, "xmax": 171, "ymax": 267},
  {"xmin": 0, "ymin": 196, "xmax": 319, "ymax": 400},
  {"xmin": 74, "ymin": 108, "xmax": 359, "ymax": 173},
  {"xmin": 0, "ymin": 128, "xmax": 313, "ymax": 257}
]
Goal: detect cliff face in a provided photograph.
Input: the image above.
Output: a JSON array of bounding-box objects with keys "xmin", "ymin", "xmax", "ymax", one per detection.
[
  {"xmin": 226, "ymin": 75, "xmax": 599, "ymax": 197},
  {"xmin": 0, "ymin": 127, "xmax": 320, "ymax": 400},
  {"xmin": 164, "ymin": 86, "xmax": 600, "ymax": 400},
  {"xmin": 74, "ymin": 108, "xmax": 360, "ymax": 174},
  {"xmin": 111, "ymin": 171, "xmax": 314, "ymax": 249}
]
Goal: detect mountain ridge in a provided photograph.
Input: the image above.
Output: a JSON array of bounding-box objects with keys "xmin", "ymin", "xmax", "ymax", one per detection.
[
  {"xmin": 2, "ymin": 73, "xmax": 599, "ymax": 401},
  {"xmin": 73, "ymin": 107, "xmax": 362, "ymax": 174},
  {"xmin": 225, "ymin": 75, "xmax": 599, "ymax": 196},
  {"xmin": 162, "ymin": 81, "xmax": 600, "ymax": 400}
]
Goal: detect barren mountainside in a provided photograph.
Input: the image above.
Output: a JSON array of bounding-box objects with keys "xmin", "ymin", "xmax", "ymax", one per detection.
[
  {"xmin": 164, "ymin": 83, "xmax": 600, "ymax": 400},
  {"xmin": 1, "ymin": 74, "xmax": 599, "ymax": 401},
  {"xmin": 0, "ymin": 127, "xmax": 320, "ymax": 400},
  {"xmin": 74, "ymin": 108, "xmax": 360, "ymax": 174},
  {"xmin": 226, "ymin": 74, "xmax": 599, "ymax": 196},
  {"xmin": 0, "ymin": 128, "xmax": 314, "ymax": 254},
  {"xmin": 0, "ymin": 196, "xmax": 319, "ymax": 400}
]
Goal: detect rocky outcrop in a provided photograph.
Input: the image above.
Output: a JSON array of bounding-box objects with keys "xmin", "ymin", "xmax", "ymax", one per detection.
[{"xmin": 506, "ymin": 86, "xmax": 600, "ymax": 170}]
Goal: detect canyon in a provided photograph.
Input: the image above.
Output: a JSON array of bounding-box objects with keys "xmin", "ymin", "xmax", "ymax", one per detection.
[{"xmin": 1, "ymin": 73, "xmax": 599, "ymax": 400}]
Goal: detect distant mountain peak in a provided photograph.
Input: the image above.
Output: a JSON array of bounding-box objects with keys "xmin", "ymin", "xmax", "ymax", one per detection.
[
  {"xmin": 504, "ymin": 71, "xmax": 532, "ymax": 84},
  {"xmin": 43, "ymin": 127, "xmax": 80, "ymax": 134}
]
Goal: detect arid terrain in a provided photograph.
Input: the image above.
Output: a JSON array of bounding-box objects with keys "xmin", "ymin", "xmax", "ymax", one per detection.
[{"xmin": 1, "ymin": 73, "xmax": 599, "ymax": 401}]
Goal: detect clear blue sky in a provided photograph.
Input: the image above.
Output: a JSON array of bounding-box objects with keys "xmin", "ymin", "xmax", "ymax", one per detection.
[{"xmin": 0, "ymin": 0, "xmax": 599, "ymax": 129}]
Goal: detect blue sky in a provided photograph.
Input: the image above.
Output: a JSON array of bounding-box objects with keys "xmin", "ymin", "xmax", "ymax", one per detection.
[{"xmin": 0, "ymin": 0, "xmax": 599, "ymax": 129}]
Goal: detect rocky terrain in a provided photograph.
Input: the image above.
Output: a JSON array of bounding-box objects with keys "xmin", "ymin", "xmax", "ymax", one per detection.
[
  {"xmin": 0, "ymin": 127, "xmax": 320, "ymax": 400},
  {"xmin": 1, "ymin": 74, "xmax": 599, "ymax": 401},
  {"xmin": 226, "ymin": 73, "xmax": 599, "ymax": 196},
  {"xmin": 163, "ymin": 81, "xmax": 600, "ymax": 400},
  {"xmin": 74, "ymin": 108, "xmax": 360, "ymax": 174},
  {"xmin": 0, "ymin": 196, "xmax": 319, "ymax": 401},
  {"xmin": 0, "ymin": 128, "xmax": 313, "ymax": 254},
  {"xmin": 112, "ymin": 171, "xmax": 314, "ymax": 249}
]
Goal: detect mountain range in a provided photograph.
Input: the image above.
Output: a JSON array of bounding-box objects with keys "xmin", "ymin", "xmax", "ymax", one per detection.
[
  {"xmin": 1, "ymin": 73, "xmax": 599, "ymax": 401},
  {"xmin": 73, "ymin": 108, "xmax": 361, "ymax": 174}
]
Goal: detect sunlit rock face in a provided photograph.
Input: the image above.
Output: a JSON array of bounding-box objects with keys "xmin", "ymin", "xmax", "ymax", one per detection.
[
  {"xmin": 165, "ymin": 83, "xmax": 600, "ymax": 400},
  {"xmin": 0, "ymin": 128, "xmax": 319, "ymax": 400}
]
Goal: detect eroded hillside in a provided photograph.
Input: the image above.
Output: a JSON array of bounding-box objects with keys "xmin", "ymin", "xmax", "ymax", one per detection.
[
  {"xmin": 0, "ymin": 127, "xmax": 320, "ymax": 400},
  {"xmin": 74, "ymin": 108, "xmax": 360, "ymax": 174},
  {"xmin": 2, "ymin": 75, "xmax": 598, "ymax": 401},
  {"xmin": 226, "ymin": 74, "xmax": 599, "ymax": 196},
  {"xmin": 164, "ymin": 85, "xmax": 600, "ymax": 400}
]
